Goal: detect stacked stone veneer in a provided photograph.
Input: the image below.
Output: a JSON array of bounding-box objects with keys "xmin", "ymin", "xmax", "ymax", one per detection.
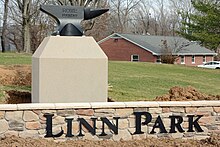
[{"xmin": 0, "ymin": 101, "xmax": 220, "ymax": 141}]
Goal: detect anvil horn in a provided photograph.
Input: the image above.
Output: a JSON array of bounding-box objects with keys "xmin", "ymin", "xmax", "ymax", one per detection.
[{"xmin": 84, "ymin": 8, "xmax": 109, "ymax": 20}]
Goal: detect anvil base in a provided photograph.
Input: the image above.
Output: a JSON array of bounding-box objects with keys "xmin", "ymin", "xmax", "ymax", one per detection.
[{"xmin": 32, "ymin": 36, "xmax": 108, "ymax": 103}]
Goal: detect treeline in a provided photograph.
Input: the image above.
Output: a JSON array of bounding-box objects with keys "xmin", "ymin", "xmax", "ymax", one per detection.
[{"xmin": 0, "ymin": 0, "xmax": 219, "ymax": 53}]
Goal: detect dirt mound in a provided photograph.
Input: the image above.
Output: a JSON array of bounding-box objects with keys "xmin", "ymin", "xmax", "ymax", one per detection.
[
  {"xmin": 0, "ymin": 65, "xmax": 31, "ymax": 86},
  {"xmin": 155, "ymin": 86, "xmax": 220, "ymax": 101},
  {"xmin": 0, "ymin": 134, "xmax": 220, "ymax": 147}
]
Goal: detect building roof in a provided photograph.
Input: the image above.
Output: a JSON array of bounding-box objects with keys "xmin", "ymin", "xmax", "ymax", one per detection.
[{"xmin": 98, "ymin": 33, "xmax": 217, "ymax": 56}]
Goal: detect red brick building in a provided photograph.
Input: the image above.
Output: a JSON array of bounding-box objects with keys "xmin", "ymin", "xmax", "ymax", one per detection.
[{"xmin": 99, "ymin": 33, "xmax": 217, "ymax": 66}]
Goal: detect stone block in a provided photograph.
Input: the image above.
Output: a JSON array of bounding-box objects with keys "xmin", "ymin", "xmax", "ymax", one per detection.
[
  {"xmin": 5, "ymin": 111, "xmax": 23, "ymax": 121},
  {"xmin": 19, "ymin": 130, "xmax": 39, "ymax": 138},
  {"xmin": 170, "ymin": 107, "xmax": 185, "ymax": 113},
  {"xmin": 133, "ymin": 108, "xmax": 147, "ymax": 112},
  {"xmin": 94, "ymin": 109, "xmax": 115, "ymax": 114},
  {"xmin": 0, "ymin": 111, "xmax": 5, "ymax": 119},
  {"xmin": 23, "ymin": 111, "xmax": 39, "ymax": 122},
  {"xmin": 194, "ymin": 135, "xmax": 210, "ymax": 140},
  {"xmin": 83, "ymin": 133, "xmax": 99, "ymax": 141},
  {"xmin": 53, "ymin": 116, "xmax": 65, "ymax": 125},
  {"xmin": 128, "ymin": 118, "xmax": 135, "ymax": 128},
  {"xmin": 132, "ymin": 134, "xmax": 146, "ymax": 140},
  {"xmin": 112, "ymin": 130, "xmax": 132, "ymax": 141},
  {"xmin": 213, "ymin": 107, "xmax": 220, "ymax": 113},
  {"xmin": 171, "ymin": 133, "xmax": 183, "ymax": 139},
  {"xmin": 197, "ymin": 107, "xmax": 213, "ymax": 112},
  {"xmin": 9, "ymin": 121, "xmax": 24, "ymax": 131},
  {"xmin": 4, "ymin": 131, "xmax": 19, "ymax": 137},
  {"xmin": 149, "ymin": 108, "xmax": 162, "ymax": 114},
  {"xmin": 162, "ymin": 107, "xmax": 170, "ymax": 113},
  {"xmin": 115, "ymin": 108, "xmax": 133, "ymax": 117},
  {"xmin": 0, "ymin": 120, "xmax": 9, "ymax": 134},
  {"xmin": 26, "ymin": 121, "xmax": 41, "ymax": 130},
  {"xmin": 76, "ymin": 109, "xmax": 94, "ymax": 116},
  {"xmin": 118, "ymin": 119, "xmax": 129, "ymax": 129},
  {"xmin": 185, "ymin": 107, "xmax": 197, "ymax": 113},
  {"xmin": 199, "ymin": 116, "xmax": 215, "ymax": 125},
  {"xmin": 160, "ymin": 112, "xmax": 172, "ymax": 118},
  {"xmin": 57, "ymin": 109, "xmax": 75, "ymax": 117}
]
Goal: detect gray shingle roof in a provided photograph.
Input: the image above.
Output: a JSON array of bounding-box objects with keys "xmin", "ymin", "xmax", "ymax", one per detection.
[{"xmin": 100, "ymin": 33, "xmax": 217, "ymax": 56}]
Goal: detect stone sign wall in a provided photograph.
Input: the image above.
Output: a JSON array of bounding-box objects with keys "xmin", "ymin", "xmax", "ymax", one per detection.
[{"xmin": 0, "ymin": 101, "xmax": 219, "ymax": 141}]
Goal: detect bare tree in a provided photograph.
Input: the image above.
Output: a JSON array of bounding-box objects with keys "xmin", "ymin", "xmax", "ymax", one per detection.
[
  {"xmin": 7, "ymin": 0, "xmax": 50, "ymax": 53},
  {"xmin": 110, "ymin": 0, "xmax": 142, "ymax": 33},
  {"xmin": 130, "ymin": 0, "xmax": 151, "ymax": 35},
  {"xmin": 169, "ymin": 0, "xmax": 194, "ymax": 35},
  {"xmin": 2, "ymin": 0, "xmax": 9, "ymax": 52}
]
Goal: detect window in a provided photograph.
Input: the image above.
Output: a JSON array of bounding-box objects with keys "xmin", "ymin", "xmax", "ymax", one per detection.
[
  {"xmin": 181, "ymin": 56, "xmax": 185, "ymax": 64},
  {"xmin": 203, "ymin": 56, "xmax": 206, "ymax": 63},
  {"xmin": 131, "ymin": 55, "xmax": 139, "ymax": 62},
  {"xmin": 192, "ymin": 55, "xmax": 195, "ymax": 63},
  {"xmin": 156, "ymin": 56, "xmax": 161, "ymax": 63}
]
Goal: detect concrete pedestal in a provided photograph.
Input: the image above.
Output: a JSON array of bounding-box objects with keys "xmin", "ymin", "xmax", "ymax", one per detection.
[{"xmin": 32, "ymin": 36, "xmax": 108, "ymax": 103}]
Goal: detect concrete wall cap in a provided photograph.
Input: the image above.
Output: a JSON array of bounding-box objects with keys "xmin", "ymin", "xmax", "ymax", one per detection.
[
  {"xmin": 0, "ymin": 101, "xmax": 220, "ymax": 110},
  {"xmin": 157, "ymin": 101, "xmax": 192, "ymax": 107},
  {"xmin": 0, "ymin": 104, "xmax": 17, "ymax": 110},
  {"xmin": 55, "ymin": 103, "xmax": 91, "ymax": 109},
  {"xmin": 17, "ymin": 103, "xmax": 56, "ymax": 110},
  {"xmin": 90, "ymin": 102, "xmax": 126, "ymax": 108},
  {"xmin": 189, "ymin": 101, "xmax": 220, "ymax": 106},
  {"xmin": 124, "ymin": 101, "xmax": 159, "ymax": 107}
]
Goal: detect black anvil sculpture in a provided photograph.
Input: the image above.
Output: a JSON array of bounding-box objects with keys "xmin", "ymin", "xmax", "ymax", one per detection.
[{"xmin": 40, "ymin": 5, "xmax": 109, "ymax": 36}]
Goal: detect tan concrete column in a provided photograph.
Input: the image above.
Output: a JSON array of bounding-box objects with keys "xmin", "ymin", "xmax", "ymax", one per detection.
[{"xmin": 32, "ymin": 36, "xmax": 108, "ymax": 103}]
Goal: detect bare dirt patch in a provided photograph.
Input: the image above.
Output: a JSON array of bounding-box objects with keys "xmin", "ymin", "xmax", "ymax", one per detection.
[
  {"xmin": 155, "ymin": 86, "xmax": 220, "ymax": 101},
  {"xmin": 0, "ymin": 65, "xmax": 31, "ymax": 86},
  {"xmin": 0, "ymin": 134, "xmax": 220, "ymax": 147}
]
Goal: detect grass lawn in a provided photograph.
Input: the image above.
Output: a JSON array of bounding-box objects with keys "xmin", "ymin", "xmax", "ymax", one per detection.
[
  {"xmin": 0, "ymin": 52, "xmax": 219, "ymax": 102},
  {"xmin": 0, "ymin": 52, "xmax": 31, "ymax": 65},
  {"xmin": 109, "ymin": 61, "xmax": 220, "ymax": 101}
]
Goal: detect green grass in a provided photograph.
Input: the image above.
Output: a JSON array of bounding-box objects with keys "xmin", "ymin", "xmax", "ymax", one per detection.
[
  {"xmin": 0, "ymin": 52, "xmax": 31, "ymax": 65},
  {"xmin": 0, "ymin": 53, "xmax": 219, "ymax": 102},
  {"xmin": 109, "ymin": 61, "xmax": 220, "ymax": 101}
]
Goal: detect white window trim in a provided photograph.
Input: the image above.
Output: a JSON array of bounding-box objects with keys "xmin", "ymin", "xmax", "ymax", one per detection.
[
  {"xmin": 192, "ymin": 55, "xmax": 195, "ymax": 64},
  {"xmin": 131, "ymin": 54, "xmax": 139, "ymax": 62},
  {"xmin": 156, "ymin": 56, "xmax": 161, "ymax": 63},
  {"xmin": 203, "ymin": 55, "xmax": 206, "ymax": 63},
  {"xmin": 180, "ymin": 55, "xmax": 185, "ymax": 64}
]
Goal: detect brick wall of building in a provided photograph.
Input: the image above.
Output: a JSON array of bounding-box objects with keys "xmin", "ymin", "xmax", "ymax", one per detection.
[
  {"xmin": 99, "ymin": 38, "xmax": 157, "ymax": 62},
  {"xmin": 176, "ymin": 55, "xmax": 214, "ymax": 66},
  {"xmin": 99, "ymin": 37, "xmax": 214, "ymax": 66}
]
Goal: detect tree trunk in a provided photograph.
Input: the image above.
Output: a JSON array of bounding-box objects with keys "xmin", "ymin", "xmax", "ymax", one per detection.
[
  {"xmin": 2, "ymin": 0, "xmax": 9, "ymax": 53},
  {"xmin": 22, "ymin": 0, "xmax": 31, "ymax": 53},
  {"xmin": 23, "ymin": 22, "xmax": 31, "ymax": 53}
]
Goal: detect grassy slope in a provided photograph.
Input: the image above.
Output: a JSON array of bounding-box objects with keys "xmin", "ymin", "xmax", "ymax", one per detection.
[
  {"xmin": 0, "ymin": 53, "xmax": 219, "ymax": 102},
  {"xmin": 109, "ymin": 61, "xmax": 220, "ymax": 101}
]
